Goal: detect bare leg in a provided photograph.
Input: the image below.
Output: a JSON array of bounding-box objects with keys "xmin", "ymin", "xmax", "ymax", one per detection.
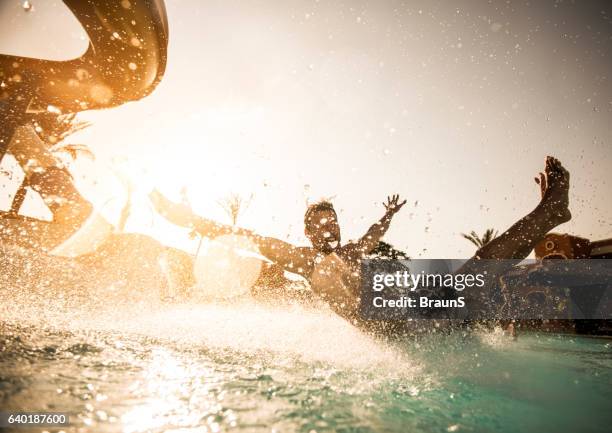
[
  {"xmin": 475, "ymin": 156, "xmax": 571, "ymax": 261},
  {"xmin": 457, "ymin": 156, "xmax": 572, "ymax": 326}
]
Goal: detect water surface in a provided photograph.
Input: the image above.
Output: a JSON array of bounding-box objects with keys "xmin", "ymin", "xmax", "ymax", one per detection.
[{"xmin": 1, "ymin": 301, "xmax": 610, "ymax": 433}]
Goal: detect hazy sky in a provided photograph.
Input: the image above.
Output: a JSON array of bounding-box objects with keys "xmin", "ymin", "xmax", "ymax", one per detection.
[{"xmin": 1, "ymin": 0, "xmax": 611, "ymax": 258}]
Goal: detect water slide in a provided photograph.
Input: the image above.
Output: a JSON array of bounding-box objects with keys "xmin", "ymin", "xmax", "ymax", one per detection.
[
  {"xmin": 1, "ymin": 0, "xmax": 168, "ymax": 156},
  {"xmin": 0, "ymin": 0, "xmax": 169, "ymax": 253}
]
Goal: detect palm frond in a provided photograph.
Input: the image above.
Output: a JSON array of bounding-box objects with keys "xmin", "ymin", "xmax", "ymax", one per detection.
[
  {"xmin": 461, "ymin": 228, "xmax": 498, "ymax": 249},
  {"xmin": 49, "ymin": 143, "xmax": 95, "ymax": 161},
  {"xmin": 481, "ymin": 228, "xmax": 499, "ymax": 245},
  {"xmin": 217, "ymin": 192, "xmax": 253, "ymax": 226},
  {"xmin": 461, "ymin": 231, "xmax": 482, "ymax": 248},
  {"xmin": 32, "ymin": 112, "xmax": 92, "ymax": 146},
  {"xmin": 369, "ymin": 241, "xmax": 410, "ymax": 260}
]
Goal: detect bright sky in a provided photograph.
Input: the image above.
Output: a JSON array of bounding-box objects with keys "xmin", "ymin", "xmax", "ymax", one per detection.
[{"xmin": 1, "ymin": 0, "xmax": 611, "ymax": 258}]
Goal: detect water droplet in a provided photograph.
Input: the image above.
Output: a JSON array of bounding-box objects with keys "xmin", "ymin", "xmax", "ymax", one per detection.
[
  {"xmin": 22, "ymin": 1, "xmax": 33, "ymax": 12},
  {"xmin": 490, "ymin": 22, "xmax": 502, "ymax": 32},
  {"xmin": 89, "ymin": 84, "xmax": 113, "ymax": 104},
  {"xmin": 128, "ymin": 62, "xmax": 137, "ymax": 71},
  {"xmin": 76, "ymin": 68, "xmax": 90, "ymax": 80}
]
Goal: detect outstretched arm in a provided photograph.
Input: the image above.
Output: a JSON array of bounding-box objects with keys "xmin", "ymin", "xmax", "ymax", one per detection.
[
  {"xmin": 197, "ymin": 217, "xmax": 311, "ymax": 273},
  {"xmin": 149, "ymin": 189, "xmax": 201, "ymax": 228},
  {"xmin": 353, "ymin": 194, "xmax": 407, "ymax": 255},
  {"xmin": 149, "ymin": 189, "xmax": 311, "ymax": 274}
]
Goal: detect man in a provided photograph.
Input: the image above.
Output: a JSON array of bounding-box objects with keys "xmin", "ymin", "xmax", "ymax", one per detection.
[
  {"xmin": 151, "ymin": 156, "xmax": 572, "ymax": 329},
  {"xmin": 149, "ymin": 191, "xmax": 406, "ymax": 316}
]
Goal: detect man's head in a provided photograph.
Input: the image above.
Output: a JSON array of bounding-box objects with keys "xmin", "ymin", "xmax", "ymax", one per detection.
[{"xmin": 304, "ymin": 201, "xmax": 341, "ymax": 254}]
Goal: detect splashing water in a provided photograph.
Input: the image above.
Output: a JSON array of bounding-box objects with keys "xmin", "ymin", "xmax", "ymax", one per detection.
[{"xmin": 1, "ymin": 243, "xmax": 611, "ymax": 433}]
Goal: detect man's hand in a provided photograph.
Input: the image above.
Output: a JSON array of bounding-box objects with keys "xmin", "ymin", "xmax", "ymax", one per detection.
[
  {"xmin": 383, "ymin": 194, "xmax": 407, "ymax": 216},
  {"xmin": 354, "ymin": 194, "xmax": 407, "ymax": 254}
]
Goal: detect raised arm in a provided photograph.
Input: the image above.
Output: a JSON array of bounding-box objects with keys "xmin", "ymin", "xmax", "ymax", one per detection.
[
  {"xmin": 149, "ymin": 189, "xmax": 312, "ymax": 275},
  {"xmin": 353, "ymin": 194, "xmax": 406, "ymax": 255}
]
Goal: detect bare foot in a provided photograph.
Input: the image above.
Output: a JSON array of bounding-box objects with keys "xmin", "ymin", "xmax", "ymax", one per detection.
[{"xmin": 535, "ymin": 156, "xmax": 571, "ymax": 225}]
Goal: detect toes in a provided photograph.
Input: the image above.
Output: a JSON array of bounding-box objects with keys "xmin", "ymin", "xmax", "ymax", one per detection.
[
  {"xmin": 548, "ymin": 157, "xmax": 564, "ymax": 178},
  {"xmin": 550, "ymin": 156, "xmax": 559, "ymax": 170},
  {"xmin": 552, "ymin": 158, "xmax": 570, "ymax": 180},
  {"xmin": 545, "ymin": 156, "xmax": 554, "ymax": 173}
]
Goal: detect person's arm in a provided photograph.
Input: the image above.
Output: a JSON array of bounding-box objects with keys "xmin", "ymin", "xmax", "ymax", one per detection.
[
  {"xmin": 195, "ymin": 217, "xmax": 313, "ymax": 275},
  {"xmin": 149, "ymin": 189, "xmax": 201, "ymax": 228},
  {"xmin": 353, "ymin": 194, "xmax": 407, "ymax": 255},
  {"xmin": 149, "ymin": 189, "xmax": 311, "ymax": 273}
]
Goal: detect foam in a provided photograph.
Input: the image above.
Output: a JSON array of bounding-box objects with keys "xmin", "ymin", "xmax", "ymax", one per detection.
[{"xmin": 1, "ymin": 243, "xmax": 415, "ymax": 376}]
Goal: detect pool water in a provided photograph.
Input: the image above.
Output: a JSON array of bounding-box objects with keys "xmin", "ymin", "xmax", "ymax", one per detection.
[
  {"xmin": 1, "ymin": 299, "xmax": 610, "ymax": 433},
  {"xmin": 0, "ymin": 244, "xmax": 609, "ymax": 433}
]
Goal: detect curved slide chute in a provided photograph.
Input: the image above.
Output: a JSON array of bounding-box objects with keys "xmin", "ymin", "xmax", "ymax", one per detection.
[
  {"xmin": 1, "ymin": 0, "xmax": 169, "ymax": 155},
  {"xmin": 0, "ymin": 1, "xmax": 169, "ymax": 254}
]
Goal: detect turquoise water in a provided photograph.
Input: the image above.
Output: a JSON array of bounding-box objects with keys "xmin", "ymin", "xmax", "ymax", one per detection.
[
  {"xmin": 0, "ymin": 245, "xmax": 610, "ymax": 432},
  {"xmin": 1, "ymin": 303, "xmax": 610, "ymax": 433}
]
